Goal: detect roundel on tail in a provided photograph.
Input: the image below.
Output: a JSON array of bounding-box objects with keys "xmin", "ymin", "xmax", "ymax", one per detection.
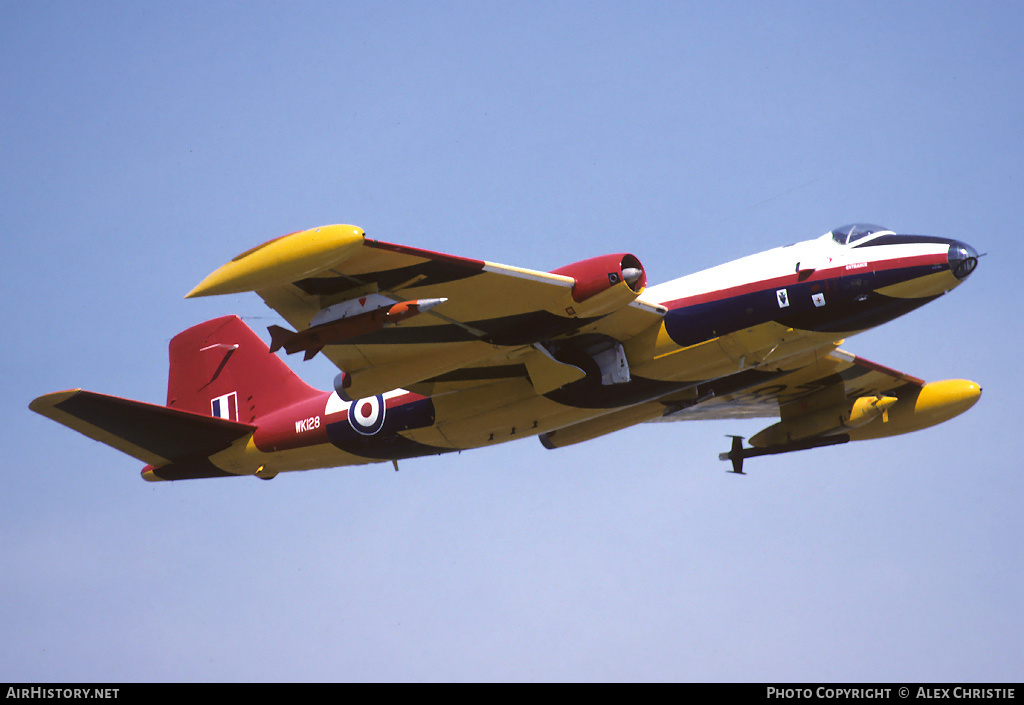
[{"xmin": 348, "ymin": 395, "xmax": 386, "ymax": 435}]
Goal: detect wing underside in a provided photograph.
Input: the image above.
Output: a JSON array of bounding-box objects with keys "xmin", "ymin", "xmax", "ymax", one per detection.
[
  {"xmin": 648, "ymin": 348, "xmax": 979, "ymax": 472},
  {"xmin": 191, "ymin": 226, "xmax": 665, "ymax": 398},
  {"xmin": 651, "ymin": 348, "xmax": 924, "ymax": 422}
]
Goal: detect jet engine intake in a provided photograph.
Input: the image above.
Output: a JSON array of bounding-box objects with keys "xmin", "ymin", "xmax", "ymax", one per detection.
[{"xmin": 551, "ymin": 253, "xmax": 646, "ymax": 317}]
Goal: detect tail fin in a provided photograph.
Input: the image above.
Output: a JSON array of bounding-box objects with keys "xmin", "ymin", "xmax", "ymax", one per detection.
[{"xmin": 167, "ymin": 315, "xmax": 322, "ymax": 422}]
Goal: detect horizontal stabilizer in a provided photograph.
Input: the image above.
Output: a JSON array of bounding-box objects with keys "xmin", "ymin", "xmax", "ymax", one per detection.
[{"xmin": 30, "ymin": 389, "xmax": 256, "ymax": 467}]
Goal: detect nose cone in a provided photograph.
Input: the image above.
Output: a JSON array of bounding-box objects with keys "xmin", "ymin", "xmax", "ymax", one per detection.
[{"xmin": 948, "ymin": 241, "xmax": 979, "ymax": 280}]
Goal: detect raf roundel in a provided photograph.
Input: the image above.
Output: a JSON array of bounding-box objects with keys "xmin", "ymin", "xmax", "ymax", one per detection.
[{"xmin": 348, "ymin": 394, "xmax": 386, "ymax": 435}]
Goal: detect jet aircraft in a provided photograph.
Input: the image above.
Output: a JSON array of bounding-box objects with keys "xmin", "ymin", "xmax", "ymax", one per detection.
[{"xmin": 31, "ymin": 223, "xmax": 981, "ymax": 480}]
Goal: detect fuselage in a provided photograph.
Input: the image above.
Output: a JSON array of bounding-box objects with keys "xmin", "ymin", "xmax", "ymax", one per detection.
[{"xmin": 167, "ymin": 225, "xmax": 979, "ymax": 480}]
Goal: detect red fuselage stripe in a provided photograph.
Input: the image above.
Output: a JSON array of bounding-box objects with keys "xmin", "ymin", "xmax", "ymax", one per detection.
[{"xmin": 659, "ymin": 252, "xmax": 947, "ymax": 311}]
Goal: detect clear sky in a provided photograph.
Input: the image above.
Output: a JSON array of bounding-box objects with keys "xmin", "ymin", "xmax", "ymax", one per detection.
[{"xmin": 3, "ymin": 1, "xmax": 1021, "ymax": 682}]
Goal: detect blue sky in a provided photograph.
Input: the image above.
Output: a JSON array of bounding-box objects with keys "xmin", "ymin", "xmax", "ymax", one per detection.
[{"xmin": 3, "ymin": 1, "xmax": 1021, "ymax": 682}]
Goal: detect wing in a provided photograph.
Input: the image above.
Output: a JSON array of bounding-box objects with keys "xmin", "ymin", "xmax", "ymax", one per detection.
[
  {"xmin": 187, "ymin": 225, "xmax": 665, "ymax": 398},
  {"xmin": 651, "ymin": 347, "xmax": 979, "ymax": 466},
  {"xmin": 652, "ymin": 348, "xmax": 925, "ymax": 422}
]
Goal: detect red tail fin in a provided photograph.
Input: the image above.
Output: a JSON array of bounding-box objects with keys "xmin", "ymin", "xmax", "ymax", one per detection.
[{"xmin": 167, "ymin": 315, "xmax": 322, "ymax": 422}]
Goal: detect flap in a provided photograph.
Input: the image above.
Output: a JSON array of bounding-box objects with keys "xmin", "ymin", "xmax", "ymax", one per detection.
[{"xmin": 523, "ymin": 344, "xmax": 587, "ymax": 395}]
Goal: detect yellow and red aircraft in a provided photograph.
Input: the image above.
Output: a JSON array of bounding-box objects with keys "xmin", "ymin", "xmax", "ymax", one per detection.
[{"xmin": 31, "ymin": 223, "xmax": 981, "ymax": 479}]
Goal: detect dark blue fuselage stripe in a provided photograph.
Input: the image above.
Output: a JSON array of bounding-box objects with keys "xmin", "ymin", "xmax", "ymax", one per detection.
[{"xmin": 663, "ymin": 263, "xmax": 947, "ymax": 347}]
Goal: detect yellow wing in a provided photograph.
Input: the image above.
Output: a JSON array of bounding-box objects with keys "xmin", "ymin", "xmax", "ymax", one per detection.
[
  {"xmin": 187, "ymin": 225, "xmax": 665, "ymax": 398},
  {"xmin": 651, "ymin": 348, "xmax": 980, "ymax": 447},
  {"xmin": 540, "ymin": 347, "xmax": 979, "ymax": 452},
  {"xmin": 652, "ymin": 348, "xmax": 924, "ymax": 421}
]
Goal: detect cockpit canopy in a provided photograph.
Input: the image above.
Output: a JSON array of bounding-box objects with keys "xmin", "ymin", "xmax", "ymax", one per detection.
[{"xmin": 830, "ymin": 223, "xmax": 891, "ymax": 246}]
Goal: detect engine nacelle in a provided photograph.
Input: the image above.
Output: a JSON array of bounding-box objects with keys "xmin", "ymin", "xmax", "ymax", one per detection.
[{"xmin": 550, "ymin": 253, "xmax": 646, "ymax": 318}]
